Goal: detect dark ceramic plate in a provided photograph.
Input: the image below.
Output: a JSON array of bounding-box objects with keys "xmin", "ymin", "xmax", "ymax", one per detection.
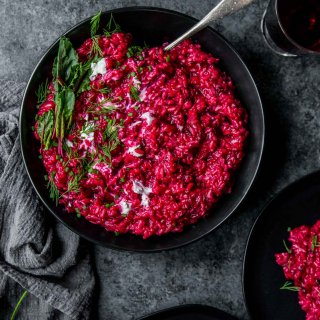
[
  {"xmin": 19, "ymin": 7, "xmax": 264, "ymax": 252},
  {"xmin": 243, "ymin": 171, "xmax": 320, "ymax": 319},
  {"xmin": 138, "ymin": 304, "xmax": 238, "ymax": 320}
]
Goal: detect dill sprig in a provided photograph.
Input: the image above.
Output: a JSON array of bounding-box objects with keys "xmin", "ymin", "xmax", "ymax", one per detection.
[
  {"xmin": 96, "ymin": 87, "xmax": 111, "ymax": 95},
  {"xmin": 101, "ymin": 140, "xmax": 119, "ymax": 162},
  {"xmin": 87, "ymin": 98, "xmax": 112, "ymax": 112},
  {"xmin": 311, "ymin": 235, "xmax": 320, "ymax": 251},
  {"xmin": 100, "ymin": 118, "xmax": 120, "ymax": 162},
  {"xmin": 67, "ymin": 174, "xmax": 82, "ymax": 193},
  {"xmin": 9, "ymin": 290, "xmax": 28, "ymax": 320},
  {"xmin": 103, "ymin": 13, "xmax": 121, "ymax": 37},
  {"xmin": 280, "ymin": 281, "xmax": 300, "ymax": 292},
  {"xmin": 36, "ymin": 79, "xmax": 50, "ymax": 105},
  {"xmin": 47, "ymin": 172, "xmax": 59, "ymax": 206},
  {"xmin": 90, "ymin": 11, "xmax": 102, "ymax": 37},
  {"xmin": 88, "ymin": 105, "xmax": 116, "ymax": 115},
  {"xmin": 63, "ymin": 142, "xmax": 72, "ymax": 157},
  {"xmin": 103, "ymin": 118, "xmax": 118, "ymax": 141},
  {"xmin": 81, "ymin": 121, "xmax": 96, "ymax": 135},
  {"xmin": 63, "ymin": 156, "xmax": 96, "ymax": 194},
  {"xmin": 91, "ymin": 36, "xmax": 103, "ymax": 57},
  {"xmin": 130, "ymin": 85, "xmax": 140, "ymax": 101},
  {"xmin": 283, "ymin": 240, "xmax": 291, "ymax": 254},
  {"xmin": 126, "ymin": 45, "xmax": 143, "ymax": 58}
]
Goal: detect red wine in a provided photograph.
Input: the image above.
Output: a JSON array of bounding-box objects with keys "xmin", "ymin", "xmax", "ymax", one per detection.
[{"xmin": 278, "ymin": 0, "xmax": 320, "ymax": 51}]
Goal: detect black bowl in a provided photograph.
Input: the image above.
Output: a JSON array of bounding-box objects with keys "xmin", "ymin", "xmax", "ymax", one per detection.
[{"xmin": 19, "ymin": 7, "xmax": 264, "ymax": 252}]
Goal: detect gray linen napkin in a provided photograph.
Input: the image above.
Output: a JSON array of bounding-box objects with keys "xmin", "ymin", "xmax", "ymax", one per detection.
[{"xmin": 0, "ymin": 79, "xmax": 95, "ymax": 319}]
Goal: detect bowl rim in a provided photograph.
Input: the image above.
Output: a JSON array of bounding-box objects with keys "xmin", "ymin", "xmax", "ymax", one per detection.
[
  {"xmin": 19, "ymin": 6, "xmax": 265, "ymax": 252},
  {"xmin": 137, "ymin": 303, "xmax": 238, "ymax": 319}
]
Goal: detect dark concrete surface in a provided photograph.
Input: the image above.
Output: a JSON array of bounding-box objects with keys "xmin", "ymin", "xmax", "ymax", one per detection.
[{"xmin": 2, "ymin": 0, "xmax": 320, "ymax": 319}]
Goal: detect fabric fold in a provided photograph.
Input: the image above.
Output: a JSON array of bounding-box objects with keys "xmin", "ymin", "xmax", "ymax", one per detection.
[{"xmin": 0, "ymin": 79, "xmax": 95, "ymax": 320}]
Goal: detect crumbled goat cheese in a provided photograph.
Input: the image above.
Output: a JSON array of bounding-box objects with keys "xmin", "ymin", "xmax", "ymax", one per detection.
[
  {"xmin": 132, "ymin": 180, "xmax": 152, "ymax": 207},
  {"xmin": 127, "ymin": 145, "xmax": 142, "ymax": 157},
  {"xmin": 120, "ymin": 200, "xmax": 131, "ymax": 215},
  {"xmin": 141, "ymin": 112, "xmax": 154, "ymax": 125},
  {"xmin": 65, "ymin": 139, "xmax": 73, "ymax": 147},
  {"xmin": 139, "ymin": 88, "xmax": 147, "ymax": 101},
  {"xmin": 90, "ymin": 58, "xmax": 107, "ymax": 80}
]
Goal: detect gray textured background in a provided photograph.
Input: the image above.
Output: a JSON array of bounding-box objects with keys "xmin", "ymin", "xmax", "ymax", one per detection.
[{"xmin": 2, "ymin": 0, "xmax": 320, "ymax": 319}]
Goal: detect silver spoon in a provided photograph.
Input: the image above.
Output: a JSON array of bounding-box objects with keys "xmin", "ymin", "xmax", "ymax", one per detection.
[{"xmin": 164, "ymin": 0, "xmax": 254, "ymax": 51}]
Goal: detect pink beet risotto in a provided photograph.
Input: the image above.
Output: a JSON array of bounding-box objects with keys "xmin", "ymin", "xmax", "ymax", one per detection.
[
  {"xmin": 34, "ymin": 28, "xmax": 248, "ymax": 238},
  {"xmin": 276, "ymin": 221, "xmax": 320, "ymax": 320}
]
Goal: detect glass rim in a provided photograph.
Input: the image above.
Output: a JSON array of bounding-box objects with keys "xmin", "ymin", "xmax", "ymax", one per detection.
[{"xmin": 275, "ymin": 0, "xmax": 320, "ymax": 55}]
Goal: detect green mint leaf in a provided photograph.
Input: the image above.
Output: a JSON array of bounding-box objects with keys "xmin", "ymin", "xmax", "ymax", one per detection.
[
  {"xmin": 61, "ymin": 88, "xmax": 75, "ymax": 131},
  {"xmin": 52, "ymin": 37, "xmax": 79, "ymax": 87},
  {"xmin": 54, "ymin": 88, "xmax": 75, "ymax": 140},
  {"xmin": 76, "ymin": 75, "xmax": 91, "ymax": 95}
]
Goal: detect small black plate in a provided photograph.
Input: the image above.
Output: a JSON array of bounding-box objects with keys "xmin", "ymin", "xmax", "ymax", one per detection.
[
  {"xmin": 243, "ymin": 171, "xmax": 320, "ymax": 319},
  {"xmin": 138, "ymin": 305, "xmax": 238, "ymax": 320}
]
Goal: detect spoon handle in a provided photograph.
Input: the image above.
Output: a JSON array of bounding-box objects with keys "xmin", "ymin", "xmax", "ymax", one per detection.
[{"xmin": 164, "ymin": 0, "xmax": 254, "ymax": 51}]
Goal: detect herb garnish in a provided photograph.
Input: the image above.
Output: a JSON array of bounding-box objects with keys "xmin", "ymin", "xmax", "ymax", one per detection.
[
  {"xmin": 76, "ymin": 58, "xmax": 96, "ymax": 95},
  {"xmin": 88, "ymin": 105, "xmax": 116, "ymax": 115},
  {"xmin": 36, "ymin": 79, "xmax": 50, "ymax": 105},
  {"xmin": 100, "ymin": 118, "xmax": 120, "ymax": 163},
  {"xmin": 52, "ymin": 37, "xmax": 80, "ymax": 153},
  {"xmin": 96, "ymin": 86, "xmax": 111, "ymax": 94},
  {"xmin": 67, "ymin": 174, "xmax": 82, "ymax": 193},
  {"xmin": 9, "ymin": 290, "xmax": 28, "ymax": 320},
  {"xmin": 105, "ymin": 202, "xmax": 115, "ymax": 208},
  {"xmin": 37, "ymin": 12, "xmax": 123, "ymax": 156},
  {"xmin": 37, "ymin": 109, "xmax": 54, "ymax": 150},
  {"xmin": 280, "ymin": 281, "xmax": 300, "ymax": 291},
  {"xmin": 48, "ymin": 172, "xmax": 59, "ymax": 206},
  {"xmin": 127, "ymin": 45, "xmax": 143, "ymax": 58},
  {"xmin": 54, "ymin": 88, "xmax": 75, "ymax": 144},
  {"xmin": 130, "ymin": 85, "xmax": 140, "ymax": 101},
  {"xmin": 91, "ymin": 37, "xmax": 103, "ymax": 57},
  {"xmin": 90, "ymin": 11, "xmax": 103, "ymax": 57},
  {"xmin": 52, "ymin": 37, "xmax": 80, "ymax": 87},
  {"xmin": 283, "ymin": 240, "xmax": 292, "ymax": 254},
  {"xmin": 311, "ymin": 235, "xmax": 320, "ymax": 251},
  {"xmin": 52, "ymin": 37, "xmax": 97, "ymax": 148},
  {"xmin": 81, "ymin": 121, "xmax": 96, "ymax": 136},
  {"xmin": 75, "ymin": 208, "xmax": 81, "ymax": 218},
  {"xmin": 37, "ymin": 12, "xmax": 127, "ymax": 207},
  {"xmin": 90, "ymin": 11, "xmax": 102, "ymax": 37},
  {"xmin": 103, "ymin": 13, "xmax": 121, "ymax": 37}
]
